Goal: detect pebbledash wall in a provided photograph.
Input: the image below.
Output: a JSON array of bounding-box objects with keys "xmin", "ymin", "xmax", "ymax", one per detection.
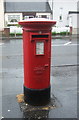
[{"xmin": 0, "ymin": 0, "xmax": 4, "ymax": 31}]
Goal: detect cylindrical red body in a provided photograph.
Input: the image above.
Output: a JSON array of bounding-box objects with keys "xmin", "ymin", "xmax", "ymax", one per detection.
[{"xmin": 19, "ymin": 18, "xmax": 56, "ymax": 105}]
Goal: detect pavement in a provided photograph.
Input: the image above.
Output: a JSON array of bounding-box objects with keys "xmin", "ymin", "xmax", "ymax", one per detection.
[{"xmin": 0, "ymin": 37, "xmax": 78, "ymax": 119}]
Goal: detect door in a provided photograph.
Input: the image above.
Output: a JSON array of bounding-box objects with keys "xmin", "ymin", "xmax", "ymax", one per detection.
[{"xmin": 29, "ymin": 33, "xmax": 51, "ymax": 89}]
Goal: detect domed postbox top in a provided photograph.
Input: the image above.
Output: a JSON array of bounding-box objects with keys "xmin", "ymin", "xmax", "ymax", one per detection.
[{"xmin": 18, "ymin": 18, "xmax": 56, "ymax": 31}]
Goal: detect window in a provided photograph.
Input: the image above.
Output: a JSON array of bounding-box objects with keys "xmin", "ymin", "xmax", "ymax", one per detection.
[
  {"xmin": 41, "ymin": 15, "xmax": 47, "ymax": 18},
  {"xmin": 59, "ymin": 15, "xmax": 62, "ymax": 21},
  {"xmin": 24, "ymin": 16, "xmax": 34, "ymax": 20},
  {"xmin": 59, "ymin": 7, "xmax": 63, "ymax": 21},
  {"xmin": 10, "ymin": 19, "xmax": 18, "ymax": 22},
  {"xmin": 8, "ymin": 15, "xmax": 20, "ymax": 22}
]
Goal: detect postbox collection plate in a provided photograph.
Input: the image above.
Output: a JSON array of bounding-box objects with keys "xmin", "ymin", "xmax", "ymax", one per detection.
[{"xmin": 36, "ymin": 41, "xmax": 44, "ymax": 55}]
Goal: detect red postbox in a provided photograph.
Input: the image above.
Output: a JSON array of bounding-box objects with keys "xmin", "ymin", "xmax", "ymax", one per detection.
[{"xmin": 19, "ymin": 18, "xmax": 56, "ymax": 105}]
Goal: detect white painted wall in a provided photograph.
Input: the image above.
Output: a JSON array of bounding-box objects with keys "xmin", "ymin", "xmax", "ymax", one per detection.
[
  {"xmin": 69, "ymin": 13, "xmax": 78, "ymax": 34},
  {"xmin": 53, "ymin": 0, "xmax": 77, "ymax": 27},
  {"xmin": 71, "ymin": 14, "xmax": 77, "ymax": 28},
  {"xmin": 0, "ymin": 0, "xmax": 4, "ymax": 31}
]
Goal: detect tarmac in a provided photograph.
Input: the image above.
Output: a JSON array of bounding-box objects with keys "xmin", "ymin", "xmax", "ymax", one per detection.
[{"xmin": 0, "ymin": 36, "xmax": 78, "ymax": 119}]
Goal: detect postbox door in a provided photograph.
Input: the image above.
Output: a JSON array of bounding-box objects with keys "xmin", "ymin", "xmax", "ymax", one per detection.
[{"xmin": 29, "ymin": 33, "xmax": 51, "ymax": 89}]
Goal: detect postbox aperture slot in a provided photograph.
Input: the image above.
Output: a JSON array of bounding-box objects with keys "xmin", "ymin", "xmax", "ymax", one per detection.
[
  {"xmin": 36, "ymin": 41, "xmax": 44, "ymax": 55},
  {"xmin": 32, "ymin": 35, "xmax": 49, "ymax": 38}
]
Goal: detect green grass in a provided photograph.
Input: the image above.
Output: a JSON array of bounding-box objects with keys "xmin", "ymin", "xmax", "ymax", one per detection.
[
  {"xmin": 52, "ymin": 32, "xmax": 57, "ymax": 36},
  {"xmin": 60, "ymin": 32, "xmax": 70, "ymax": 35},
  {"xmin": 52, "ymin": 32, "xmax": 70, "ymax": 36},
  {"xmin": 10, "ymin": 33, "xmax": 22, "ymax": 36},
  {"xmin": 10, "ymin": 32, "xmax": 70, "ymax": 37}
]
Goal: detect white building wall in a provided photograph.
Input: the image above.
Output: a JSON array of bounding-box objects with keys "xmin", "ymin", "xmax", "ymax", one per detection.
[
  {"xmin": 53, "ymin": 0, "xmax": 77, "ymax": 27},
  {"xmin": 0, "ymin": 0, "xmax": 4, "ymax": 31},
  {"xmin": 72, "ymin": 14, "xmax": 77, "ymax": 28},
  {"xmin": 69, "ymin": 14, "xmax": 77, "ymax": 34}
]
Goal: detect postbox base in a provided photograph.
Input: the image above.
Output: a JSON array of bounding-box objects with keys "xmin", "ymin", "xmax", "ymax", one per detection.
[{"xmin": 24, "ymin": 86, "xmax": 50, "ymax": 106}]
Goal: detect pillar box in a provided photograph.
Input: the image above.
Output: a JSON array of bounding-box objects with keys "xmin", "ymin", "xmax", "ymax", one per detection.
[{"xmin": 19, "ymin": 18, "xmax": 56, "ymax": 106}]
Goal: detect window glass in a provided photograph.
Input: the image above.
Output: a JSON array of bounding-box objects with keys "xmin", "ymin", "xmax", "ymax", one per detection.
[{"xmin": 8, "ymin": 15, "xmax": 20, "ymax": 22}]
